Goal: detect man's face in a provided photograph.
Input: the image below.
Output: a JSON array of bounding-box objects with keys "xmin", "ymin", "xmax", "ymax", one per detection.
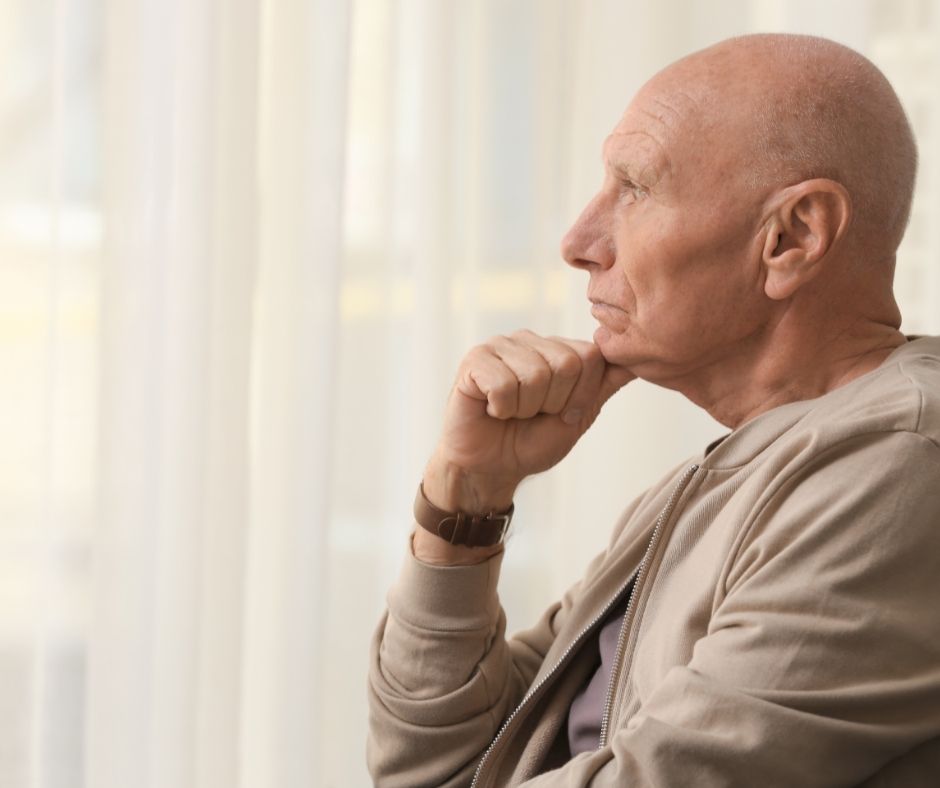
[{"xmin": 561, "ymin": 74, "xmax": 770, "ymax": 385}]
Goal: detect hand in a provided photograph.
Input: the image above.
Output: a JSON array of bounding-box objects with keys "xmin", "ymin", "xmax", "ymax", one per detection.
[{"xmin": 423, "ymin": 330, "xmax": 635, "ymax": 514}]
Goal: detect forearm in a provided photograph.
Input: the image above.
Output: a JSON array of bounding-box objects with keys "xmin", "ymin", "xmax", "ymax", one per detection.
[
  {"xmin": 368, "ymin": 331, "xmax": 631, "ymax": 782},
  {"xmin": 367, "ymin": 536, "xmax": 525, "ymax": 786}
]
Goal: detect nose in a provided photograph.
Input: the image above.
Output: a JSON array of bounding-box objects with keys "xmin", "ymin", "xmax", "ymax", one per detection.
[{"xmin": 560, "ymin": 191, "xmax": 616, "ymax": 271}]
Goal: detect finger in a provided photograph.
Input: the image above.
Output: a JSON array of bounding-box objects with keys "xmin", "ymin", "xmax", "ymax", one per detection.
[
  {"xmin": 456, "ymin": 346, "xmax": 519, "ymax": 418},
  {"xmin": 599, "ymin": 362, "xmax": 636, "ymax": 402},
  {"xmin": 551, "ymin": 339, "xmax": 606, "ymax": 425},
  {"xmin": 552, "ymin": 340, "xmax": 635, "ymax": 413},
  {"xmin": 489, "ymin": 335, "xmax": 552, "ymax": 419},
  {"xmin": 511, "ymin": 330, "xmax": 583, "ymax": 414}
]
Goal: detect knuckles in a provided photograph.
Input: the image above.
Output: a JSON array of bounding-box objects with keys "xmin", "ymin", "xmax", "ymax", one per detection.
[
  {"xmin": 576, "ymin": 342, "xmax": 604, "ymax": 370},
  {"xmin": 552, "ymin": 350, "xmax": 582, "ymax": 379},
  {"xmin": 522, "ymin": 358, "xmax": 552, "ymax": 389},
  {"xmin": 462, "ymin": 343, "xmax": 492, "ymax": 368},
  {"xmin": 462, "ymin": 331, "xmax": 598, "ymax": 396}
]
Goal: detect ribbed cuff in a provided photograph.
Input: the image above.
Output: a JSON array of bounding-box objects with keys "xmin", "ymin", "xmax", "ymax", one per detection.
[{"xmin": 387, "ymin": 534, "xmax": 505, "ymax": 631}]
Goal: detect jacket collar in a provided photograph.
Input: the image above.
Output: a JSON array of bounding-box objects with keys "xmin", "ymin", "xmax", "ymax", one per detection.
[{"xmin": 698, "ymin": 335, "xmax": 939, "ymax": 471}]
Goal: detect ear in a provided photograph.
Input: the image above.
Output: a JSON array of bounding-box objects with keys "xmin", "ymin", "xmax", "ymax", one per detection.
[{"xmin": 762, "ymin": 179, "xmax": 852, "ymax": 301}]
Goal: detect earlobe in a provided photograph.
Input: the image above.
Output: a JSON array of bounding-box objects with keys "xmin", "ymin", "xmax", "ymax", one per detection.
[
  {"xmin": 761, "ymin": 180, "xmax": 851, "ymax": 301},
  {"xmin": 761, "ymin": 216, "xmax": 806, "ymax": 301},
  {"xmin": 761, "ymin": 220, "xmax": 790, "ymax": 301},
  {"xmin": 764, "ymin": 247, "xmax": 811, "ymax": 300}
]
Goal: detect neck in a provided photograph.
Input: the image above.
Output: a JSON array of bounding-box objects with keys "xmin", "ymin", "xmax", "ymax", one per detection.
[{"xmin": 669, "ymin": 318, "xmax": 907, "ymax": 429}]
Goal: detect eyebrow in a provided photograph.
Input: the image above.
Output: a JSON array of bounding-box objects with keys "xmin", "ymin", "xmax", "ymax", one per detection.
[
  {"xmin": 600, "ymin": 133, "xmax": 669, "ymax": 188},
  {"xmin": 604, "ymin": 156, "xmax": 639, "ymax": 182},
  {"xmin": 601, "ymin": 138, "xmax": 645, "ymax": 183}
]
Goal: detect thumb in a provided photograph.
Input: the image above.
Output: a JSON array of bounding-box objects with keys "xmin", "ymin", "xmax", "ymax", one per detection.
[{"xmin": 598, "ymin": 362, "xmax": 636, "ymax": 404}]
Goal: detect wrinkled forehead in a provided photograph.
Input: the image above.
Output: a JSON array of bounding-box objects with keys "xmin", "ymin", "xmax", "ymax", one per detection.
[{"xmin": 605, "ymin": 70, "xmax": 748, "ymax": 192}]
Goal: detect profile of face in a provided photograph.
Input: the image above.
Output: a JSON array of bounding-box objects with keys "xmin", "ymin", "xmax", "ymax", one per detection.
[
  {"xmin": 561, "ymin": 69, "xmax": 775, "ymax": 386},
  {"xmin": 561, "ymin": 35, "xmax": 916, "ymax": 395}
]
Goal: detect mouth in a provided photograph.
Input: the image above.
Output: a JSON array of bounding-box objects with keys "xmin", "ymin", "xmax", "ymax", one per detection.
[
  {"xmin": 589, "ymin": 298, "xmax": 626, "ymax": 316},
  {"xmin": 588, "ymin": 297, "xmax": 630, "ymax": 337}
]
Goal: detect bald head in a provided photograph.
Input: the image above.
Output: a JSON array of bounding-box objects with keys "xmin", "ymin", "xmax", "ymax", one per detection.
[{"xmin": 656, "ymin": 33, "xmax": 918, "ymax": 259}]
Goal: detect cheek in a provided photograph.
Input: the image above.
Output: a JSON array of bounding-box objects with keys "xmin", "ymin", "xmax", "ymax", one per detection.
[
  {"xmin": 616, "ymin": 225, "xmax": 686, "ymax": 311},
  {"xmin": 620, "ymin": 217, "xmax": 759, "ymax": 334}
]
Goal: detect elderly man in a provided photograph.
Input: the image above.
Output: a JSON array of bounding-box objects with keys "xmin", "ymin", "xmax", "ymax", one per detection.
[{"xmin": 367, "ymin": 33, "xmax": 940, "ymax": 786}]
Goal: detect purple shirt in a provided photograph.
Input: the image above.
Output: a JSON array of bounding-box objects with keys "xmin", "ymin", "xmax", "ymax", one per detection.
[
  {"xmin": 567, "ymin": 440, "xmax": 725, "ymax": 756},
  {"xmin": 566, "ymin": 582, "xmax": 632, "ymax": 756}
]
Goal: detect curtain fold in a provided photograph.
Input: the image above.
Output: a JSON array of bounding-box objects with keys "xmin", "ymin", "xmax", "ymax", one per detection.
[
  {"xmin": 90, "ymin": 0, "xmax": 186, "ymax": 783},
  {"xmin": 242, "ymin": 0, "xmax": 350, "ymax": 786},
  {"xmin": 192, "ymin": 1, "xmax": 259, "ymax": 785},
  {"xmin": 88, "ymin": 0, "xmax": 350, "ymax": 786}
]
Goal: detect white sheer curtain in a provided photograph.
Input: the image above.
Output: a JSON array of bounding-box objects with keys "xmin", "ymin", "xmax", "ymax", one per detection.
[
  {"xmin": 87, "ymin": 0, "xmax": 348, "ymax": 785},
  {"xmin": 0, "ymin": 1, "xmax": 938, "ymax": 787},
  {"xmin": 91, "ymin": 0, "xmax": 350, "ymax": 786}
]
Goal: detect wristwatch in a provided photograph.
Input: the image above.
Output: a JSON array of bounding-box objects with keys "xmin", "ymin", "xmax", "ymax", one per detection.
[{"xmin": 413, "ymin": 483, "xmax": 514, "ymax": 547}]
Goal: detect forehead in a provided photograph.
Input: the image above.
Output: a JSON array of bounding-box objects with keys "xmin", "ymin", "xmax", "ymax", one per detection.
[
  {"xmin": 604, "ymin": 88, "xmax": 692, "ymax": 179},
  {"xmin": 603, "ymin": 77, "xmax": 720, "ymax": 188}
]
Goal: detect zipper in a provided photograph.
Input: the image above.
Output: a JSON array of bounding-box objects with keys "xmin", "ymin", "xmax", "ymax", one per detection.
[
  {"xmin": 469, "ymin": 573, "xmax": 637, "ymax": 787},
  {"xmin": 597, "ymin": 463, "xmax": 699, "ymax": 748},
  {"xmin": 469, "ymin": 463, "xmax": 699, "ymax": 787}
]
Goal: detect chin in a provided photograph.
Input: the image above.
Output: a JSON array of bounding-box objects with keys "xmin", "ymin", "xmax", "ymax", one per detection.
[
  {"xmin": 593, "ymin": 326, "xmax": 640, "ymax": 365},
  {"xmin": 593, "ymin": 326, "xmax": 667, "ymax": 375}
]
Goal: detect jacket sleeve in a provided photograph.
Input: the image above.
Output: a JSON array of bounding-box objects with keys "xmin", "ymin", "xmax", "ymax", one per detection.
[
  {"xmin": 367, "ymin": 540, "xmax": 603, "ymax": 787},
  {"xmin": 366, "ymin": 490, "xmax": 651, "ymax": 788},
  {"xmin": 366, "ymin": 540, "xmax": 525, "ymax": 787},
  {"xmin": 520, "ymin": 430, "xmax": 940, "ymax": 787}
]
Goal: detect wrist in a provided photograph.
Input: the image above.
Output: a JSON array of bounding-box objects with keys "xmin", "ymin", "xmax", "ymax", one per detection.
[
  {"xmin": 423, "ymin": 453, "xmax": 519, "ymax": 513},
  {"xmin": 412, "ymin": 528, "xmax": 504, "ymax": 566}
]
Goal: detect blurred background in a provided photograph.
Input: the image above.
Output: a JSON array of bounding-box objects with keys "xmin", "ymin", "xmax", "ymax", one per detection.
[{"xmin": 0, "ymin": 0, "xmax": 938, "ymax": 786}]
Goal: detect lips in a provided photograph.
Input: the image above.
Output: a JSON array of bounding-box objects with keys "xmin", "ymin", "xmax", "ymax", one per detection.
[
  {"xmin": 588, "ymin": 298, "xmax": 629, "ymax": 333},
  {"xmin": 591, "ymin": 302, "xmax": 619, "ymax": 318},
  {"xmin": 588, "ymin": 298, "xmax": 626, "ymax": 314}
]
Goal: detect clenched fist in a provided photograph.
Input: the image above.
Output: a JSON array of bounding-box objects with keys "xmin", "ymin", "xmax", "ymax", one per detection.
[{"xmin": 421, "ymin": 330, "xmax": 635, "ymax": 532}]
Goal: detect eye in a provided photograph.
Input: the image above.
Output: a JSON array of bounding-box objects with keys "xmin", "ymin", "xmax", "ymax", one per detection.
[{"xmin": 618, "ymin": 178, "xmax": 647, "ymax": 201}]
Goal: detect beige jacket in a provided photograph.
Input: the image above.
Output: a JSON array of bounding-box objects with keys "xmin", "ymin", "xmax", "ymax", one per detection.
[{"xmin": 368, "ymin": 336, "xmax": 940, "ymax": 787}]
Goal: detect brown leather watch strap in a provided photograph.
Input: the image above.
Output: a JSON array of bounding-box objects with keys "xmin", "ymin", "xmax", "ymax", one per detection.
[{"xmin": 413, "ymin": 483, "xmax": 514, "ymax": 547}]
